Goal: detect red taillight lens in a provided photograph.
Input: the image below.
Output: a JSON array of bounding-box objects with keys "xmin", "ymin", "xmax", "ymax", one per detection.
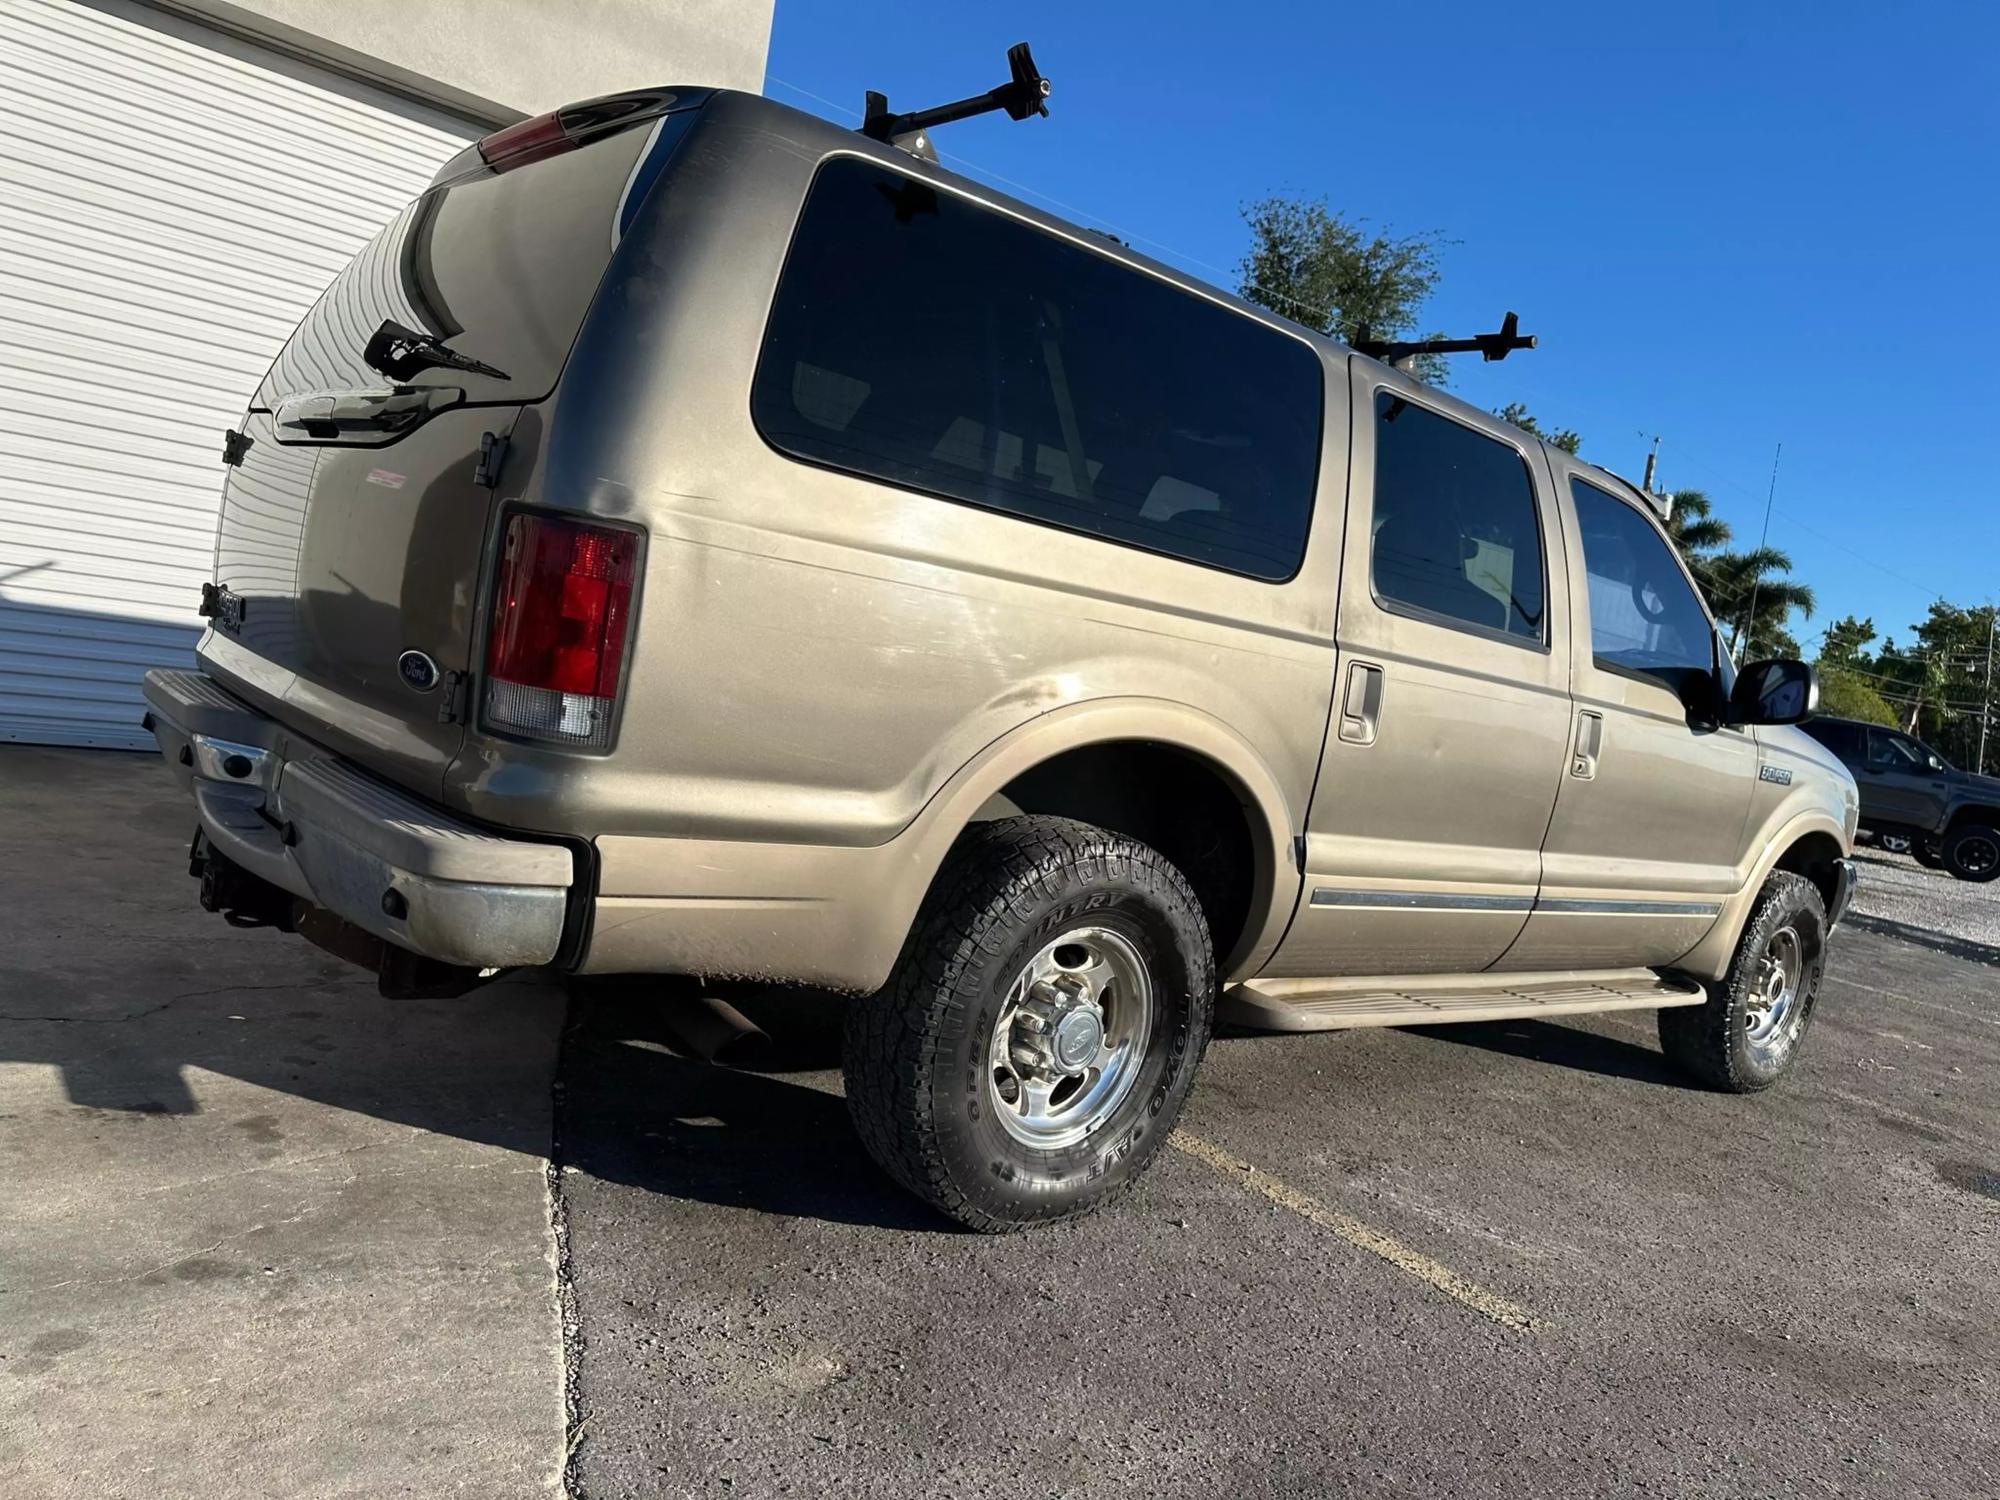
[
  {"xmin": 475, "ymin": 111, "xmax": 571, "ymax": 171},
  {"xmin": 483, "ymin": 514, "xmax": 637, "ymax": 748}
]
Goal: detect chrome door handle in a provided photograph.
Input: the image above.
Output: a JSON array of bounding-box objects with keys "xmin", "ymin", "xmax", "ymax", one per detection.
[
  {"xmin": 1338, "ymin": 661, "xmax": 1384, "ymax": 746},
  {"xmin": 1570, "ymin": 710, "xmax": 1603, "ymax": 780}
]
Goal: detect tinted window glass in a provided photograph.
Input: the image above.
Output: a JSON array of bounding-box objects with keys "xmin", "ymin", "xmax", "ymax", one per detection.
[
  {"xmin": 260, "ymin": 114, "xmax": 698, "ymax": 407},
  {"xmin": 753, "ymin": 159, "xmax": 1324, "ymax": 581},
  {"xmin": 1868, "ymin": 730, "xmax": 1947, "ymax": 771},
  {"xmin": 1370, "ymin": 395, "xmax": 1545, "ymax": 640},
  {"xmin": 1571, "ymin": 479, "xmax": 1714, "ymax": 692},
  {"xmin": 1803, "ymin": 719, "xmax": 1864, "ymax": 761}
]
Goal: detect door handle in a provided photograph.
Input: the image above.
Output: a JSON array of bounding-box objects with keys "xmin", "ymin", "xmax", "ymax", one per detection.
[
  {"xmin": 1570, "ymin": 710, "xmax": 1603, "ymax": 780},
  {"xmin": 1338, "ymin": 661, "xmax": 1384, "ymax": 746}
]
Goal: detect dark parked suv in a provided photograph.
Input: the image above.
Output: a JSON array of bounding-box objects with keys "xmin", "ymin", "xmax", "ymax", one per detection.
[{"xmin": 1800, "ymin": 717, "xmax": 2000, "ymax": 881}]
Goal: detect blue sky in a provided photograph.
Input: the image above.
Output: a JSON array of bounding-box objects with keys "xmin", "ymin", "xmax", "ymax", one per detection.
[{"xmin": 764, "ymin": 0, "xmax": 1998, "ymax": 653}]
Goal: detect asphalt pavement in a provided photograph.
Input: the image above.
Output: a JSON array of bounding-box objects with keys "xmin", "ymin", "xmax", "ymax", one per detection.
[{"xmin": 4, "ymin": 747, "xmax": 1997, "ymax": 1499}]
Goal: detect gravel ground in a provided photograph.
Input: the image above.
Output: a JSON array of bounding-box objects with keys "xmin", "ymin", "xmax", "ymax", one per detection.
[{"xmin": 1850, "ymin": 845, "xmax": 2000, "ymax": 954}]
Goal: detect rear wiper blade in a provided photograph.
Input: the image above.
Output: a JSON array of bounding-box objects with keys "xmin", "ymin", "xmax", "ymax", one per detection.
[{"xmin": 362, "ymin": 319, "xmax": 510, "ymax": 382}]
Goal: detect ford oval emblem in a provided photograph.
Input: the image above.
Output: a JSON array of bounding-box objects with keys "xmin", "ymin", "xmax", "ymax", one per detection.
[{"xmin": 398, "ymin": 650, "xmax": 440, "ymax": 692}]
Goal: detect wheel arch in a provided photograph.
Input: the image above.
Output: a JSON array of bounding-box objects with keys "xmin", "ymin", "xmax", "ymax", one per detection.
[
  {"xmin": 898, "ymin": 699, "xmax": 1301, "ymax": 981},
  {"xmin": 1673, "ymin": 810, "xmax": 1850, "ymax": 981},
  {"xmin": 1945, "ymin": 800, "xmax": 2000, "ymax": 832}
]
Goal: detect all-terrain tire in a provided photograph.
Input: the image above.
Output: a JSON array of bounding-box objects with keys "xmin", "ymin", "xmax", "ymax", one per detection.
[
  {"xmin": 1940, "ymin": 823, "xmax": 2000, "ymax": 883},
  {"xmin": 1659, "ymin": 871, "xmax": 1827, "ymax": 1092},
  {"xmin": 843, "ymin": 816, "xmax": 1215, "ymax": 1232}
]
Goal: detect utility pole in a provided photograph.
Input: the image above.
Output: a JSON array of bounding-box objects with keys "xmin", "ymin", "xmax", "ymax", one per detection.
[
  {"xmin": 1640, "ymin": 435, "xmax": 1661, "ymax": 493},
  {"xmin": 1979, "ymin": 606, "xmax": 1996, "ymax": 776}
]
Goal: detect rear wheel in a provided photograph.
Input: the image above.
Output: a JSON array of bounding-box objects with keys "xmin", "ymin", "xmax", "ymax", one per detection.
[
  {"xmin": 1660, "ymin": 871, "xmax": 1826, "ymax": 1092},
  {"xmin": 843, "ymin": 817, "xmax": 1214, "ymax": 1231},
  {"xmin": 1941, "ymin": 823, "xmax": 2000, "ymax": 883}
]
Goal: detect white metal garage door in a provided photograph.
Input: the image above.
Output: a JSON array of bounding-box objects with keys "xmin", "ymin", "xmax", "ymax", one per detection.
[{"xmin": 0, "ymin": 0, "xmax": 483, "ymax": 747}]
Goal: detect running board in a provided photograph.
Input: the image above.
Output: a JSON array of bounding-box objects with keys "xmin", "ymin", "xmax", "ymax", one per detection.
[{"xmin": 1220, "ymin": 969, "xmax": 1706, "ymax": 1033}]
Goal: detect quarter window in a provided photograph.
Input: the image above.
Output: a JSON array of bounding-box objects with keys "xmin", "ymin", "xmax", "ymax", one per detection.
[
  {"xmin": 1571, "ymin": 479, "xmax": 1715, "ymax": 695},
  {"xmin": 752, "ymin": 158, "xmax": 1325, "ymax": 581},
  {"xmin": 1370, "ymin": 394, "xmax": 1545, "ymax": 641}
]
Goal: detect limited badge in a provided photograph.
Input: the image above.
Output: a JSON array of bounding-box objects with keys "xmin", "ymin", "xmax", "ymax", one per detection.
[{"xmin": 398, "ymin": 650, "xmax": 440, "ymax": 692}]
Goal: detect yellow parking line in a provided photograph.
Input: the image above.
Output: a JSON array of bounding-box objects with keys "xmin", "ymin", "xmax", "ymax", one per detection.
[{"xmin": 1170, "ymin": 1130, "xmax": 1539, "ymax": 1334}]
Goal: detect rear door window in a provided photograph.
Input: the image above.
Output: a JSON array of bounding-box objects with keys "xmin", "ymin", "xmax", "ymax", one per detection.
[
  {"xmin": 752, "ymin": 157, "xmax": 1325, "ymax": 582},
  {"xmin": 1369, "ymin": 394, "xmax": 1546, "ymax": 642}
]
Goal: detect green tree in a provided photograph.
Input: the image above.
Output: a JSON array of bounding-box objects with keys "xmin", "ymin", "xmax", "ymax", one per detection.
[
  {"xmin": 1494, "ymin": 402, "xmax": 1581, "ymax": 455},
  {"xmin": 1703, "ymin": 546, "xmax": 1815, "ymax": 660},
  {"xmin": 1813, "ymin": 616, "xmax": 1897, "ymax": 724},
  {"xmin": 1819, "ymin": 614, "xmax": 1877, "ymax": 671},
  {"xmin": 1816, "ymin": 670, "xmax": 1897, "ymax": 725},
  {"xmin": 1238, "ymin": 197, "xmax": 1451, "ymax": 382},
  {"xmin": 1887, "ymin": 602, "xmax": 1999, "ymax": 762}
]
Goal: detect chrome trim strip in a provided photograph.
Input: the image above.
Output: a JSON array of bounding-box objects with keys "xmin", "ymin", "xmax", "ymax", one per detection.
[
  {"xmin": 1534, "ymin": 898, "xmax": 1721, "ymax": 917},
  {"xmin": 1309, "ymin": 889, "xmax": 1722, "ymax": 918},
  {"xmin": 1311, "ymin": 890, "xmax": 1534, "ymax": 912}
]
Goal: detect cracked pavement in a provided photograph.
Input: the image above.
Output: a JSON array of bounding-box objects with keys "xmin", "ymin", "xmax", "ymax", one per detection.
[{"xmin": 5, "ymin": 746, "xmax": 1998, "ymax": 1498}]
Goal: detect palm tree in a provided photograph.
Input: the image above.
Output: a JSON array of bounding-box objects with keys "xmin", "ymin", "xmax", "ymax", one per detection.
[
  {"xmin": 1663, "ymin": 488, "xmax": 1732, "ymax": 557},
  {"xmin": 1703, "ymin": 546, "xmax": 1815, "ymax": 659}
]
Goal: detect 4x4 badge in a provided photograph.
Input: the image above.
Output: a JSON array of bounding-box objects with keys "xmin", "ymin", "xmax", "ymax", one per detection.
[{"xmin": 398, "ymin": 651, "xmax": 440, "ymax": 692}]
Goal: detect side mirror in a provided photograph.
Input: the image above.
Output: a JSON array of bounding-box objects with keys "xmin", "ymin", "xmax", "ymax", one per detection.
[{"xmin": 1730, "ymin": 658, "xmax": 1819, "ymax": 726}]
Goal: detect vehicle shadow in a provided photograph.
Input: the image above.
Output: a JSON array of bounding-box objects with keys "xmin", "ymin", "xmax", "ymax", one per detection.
[
  {"xmin": 0, "ymin": 742, "xmax": 947, "ymax": 1235},
  {"xmin": 562, "ymin": 983, "xmax": 946, "ymax": 1233},
  {"xmin": 1403, "ymin": 1015, "xmax": 1691, "ymax": 1088}
]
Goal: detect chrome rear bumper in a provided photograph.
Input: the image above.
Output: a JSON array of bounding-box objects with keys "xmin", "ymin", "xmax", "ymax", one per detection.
[{"xmin": 141, "ymin": 668, "xmax": 574, "ymax": 969}]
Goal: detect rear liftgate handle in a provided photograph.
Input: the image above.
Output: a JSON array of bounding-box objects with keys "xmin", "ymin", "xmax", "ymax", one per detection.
[
  {"xmin": 1571, "ymin": 710, "xmax": 1603, "ymax": 780},
  {"xmin": 1338, "ymin": 662, "xmax": 1384, "ymax": 746}
]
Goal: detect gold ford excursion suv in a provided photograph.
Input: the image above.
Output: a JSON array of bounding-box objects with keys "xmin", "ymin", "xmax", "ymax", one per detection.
[{"xmin": 142, "ymin": 86, "xmax": 1858, "ymax": 1231}]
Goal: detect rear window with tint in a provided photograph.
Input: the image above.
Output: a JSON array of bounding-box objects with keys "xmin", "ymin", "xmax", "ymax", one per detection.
[
  {"xmin": 257, "ymin": 115, "xmax": 696, "ymax": 407},
  {"xmin": 752, "ymin": 157, "xmax": 1324, "ymax": 581}
]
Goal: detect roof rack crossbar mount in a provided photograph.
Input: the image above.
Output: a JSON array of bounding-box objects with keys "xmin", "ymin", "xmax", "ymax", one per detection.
[
  {"xmin": 1354, "ymin": 310, "xmax": 1537, "ymax": 367},
  {"xmin": 861, "ymin": 43, "xmax": 1050, "ymax": 158}
]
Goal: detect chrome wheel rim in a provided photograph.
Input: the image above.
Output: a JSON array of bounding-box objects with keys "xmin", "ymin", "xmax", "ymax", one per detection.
[
  {"xmin": 1744, "ymin": 924, "xmax": 1809, "ymax": 1068},
  {"xmin": 987, "ymin": 927, "xmax": 1153, "ymax": 1150},
  {"xmin": 1955, "ymin": 833, "xmax": 1999, "ymax": 876}
]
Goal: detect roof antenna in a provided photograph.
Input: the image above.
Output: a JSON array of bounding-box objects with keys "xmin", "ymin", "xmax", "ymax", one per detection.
[
  {"xmin": 861, "ymin": 42, "xmax": 1050, "ymax": 161},
  {"xmin": 1353, "ymin": 310, "xmax": 1536, "ymax": 371}
]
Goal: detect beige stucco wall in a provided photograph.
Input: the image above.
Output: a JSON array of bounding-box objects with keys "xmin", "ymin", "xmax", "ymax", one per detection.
[{"xmin": 152, "ymin": 0, "xmax": 773, "ymax": 123}]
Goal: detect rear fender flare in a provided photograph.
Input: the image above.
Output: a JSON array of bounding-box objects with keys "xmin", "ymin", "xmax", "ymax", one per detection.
[{"xmin": 877, "ymin": 698, "xmax": 1302, "ymax": 982}]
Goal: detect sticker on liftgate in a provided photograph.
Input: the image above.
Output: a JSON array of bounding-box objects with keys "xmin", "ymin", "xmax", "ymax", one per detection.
[{"xmin": 365, "ymin": 469, "xmax": 407, "ymax": 489}]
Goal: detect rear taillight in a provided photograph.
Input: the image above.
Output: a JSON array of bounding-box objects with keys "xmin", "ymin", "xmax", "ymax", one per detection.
[{"xmin": 483, "ymin": 514, "xmax": 638, "ymax": 750}]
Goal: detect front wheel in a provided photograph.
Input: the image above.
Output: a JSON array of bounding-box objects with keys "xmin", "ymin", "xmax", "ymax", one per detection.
[
  {"xmin": 1941, "ymin": 823, "xmax": 2000, "ymax": 883},
  {"xmin": 843, "ymin": 817, "xmax": 1215, "ymax": 1232},
  {"xmin": 1660, "ymin": 871, "xmax": 1826, "ymax": 1092}
]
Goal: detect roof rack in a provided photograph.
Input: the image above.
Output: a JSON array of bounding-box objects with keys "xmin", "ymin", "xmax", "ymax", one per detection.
[
  {"xmin": 1353, "ymin": 310, "xmax": 1536, "ymax": 369},
  {"xmin": 860, "ymin": 43, "xmax": 1050, "ymax": 161}
]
